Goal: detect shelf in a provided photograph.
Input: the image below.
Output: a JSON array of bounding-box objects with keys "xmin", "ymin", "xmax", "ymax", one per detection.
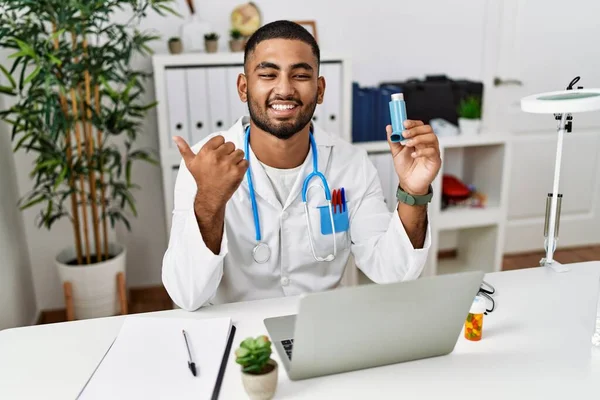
[
  {"xmin": 352, "ymin": 135, "xmax": 509, "ymax": 153},
  {"xmin": 437, "ymin": 206, "xmax": 502, "ymax": 230},
  {"xmin": 436, "ymin": 225, "xmax": 500, "ymax": 275},
  {"xmin": 353, "ymin": 141, "xmax": 390, "ymax": 153},
  {"xmin": 438, "ymin": 134, "xmax": 509, "ymax": 148}
]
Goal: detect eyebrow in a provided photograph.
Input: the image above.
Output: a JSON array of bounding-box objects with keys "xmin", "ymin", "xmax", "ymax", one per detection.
[{"xmin": 254, "ymin": 62, "xmax": 314, "ymax": 72}]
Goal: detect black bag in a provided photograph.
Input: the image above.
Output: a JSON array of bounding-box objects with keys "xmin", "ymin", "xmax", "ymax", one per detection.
[{"xmin": 379, "ymin": 75, "xmax": 483, "ymax": 126}]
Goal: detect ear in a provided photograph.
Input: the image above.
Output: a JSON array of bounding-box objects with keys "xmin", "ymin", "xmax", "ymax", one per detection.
[
  {"xmin": 317, "ymin": 75, "xmax": 325, "ymax": 105},
  {"xmin": 237, "ymin": 73, "xmax": 248, "ymax": 103}
]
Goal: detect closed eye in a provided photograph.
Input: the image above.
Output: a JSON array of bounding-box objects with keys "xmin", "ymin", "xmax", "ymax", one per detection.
[{"xmin": 259, "ymin": 73, "xmax": 276, "ymax": 79}]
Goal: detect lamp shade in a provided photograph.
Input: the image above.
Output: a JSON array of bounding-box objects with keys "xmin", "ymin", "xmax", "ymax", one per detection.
[{"xmin": 521, "ymin": 88, "xmax": 600, "ymax": 114}]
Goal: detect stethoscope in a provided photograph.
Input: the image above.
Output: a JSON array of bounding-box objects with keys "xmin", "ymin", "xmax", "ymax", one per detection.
[{"xmin": 244, "ymin": 125, "xmax": 337, "ymax": 264}]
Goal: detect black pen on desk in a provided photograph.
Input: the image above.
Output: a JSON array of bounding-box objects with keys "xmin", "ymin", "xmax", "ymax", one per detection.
[{"xmin": 182, "ymin": 329, "xmax": 197, "ymax": 376}]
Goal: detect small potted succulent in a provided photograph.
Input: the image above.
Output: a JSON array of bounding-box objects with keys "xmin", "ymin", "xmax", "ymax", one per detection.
[
  {"xmin": 168, "ymin": 36, "xmax": 183, "ymax": 54},
  {"xmin": 235, "ymin": 336, "xmax": 278, "ymax": 400},
  {"xmin": 457, "ymin": 95, "xmax": 482, "ymax": 135},
  {"xmin": 229, "ymin": 28, "xmax": 245, "ymax": 52},
  {"xmin": 204, "ymin": 32, "xmax": 219, "ymax": 53}
]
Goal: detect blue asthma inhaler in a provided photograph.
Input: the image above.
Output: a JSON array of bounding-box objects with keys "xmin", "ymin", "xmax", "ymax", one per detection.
[{"xmin": 389, "ymin": 93, "xmax": 407, "ymax": 143}]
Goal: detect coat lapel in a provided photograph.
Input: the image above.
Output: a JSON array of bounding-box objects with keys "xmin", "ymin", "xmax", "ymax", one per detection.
[
  {"xmin": 283, "ymin": 122, "xmax": 335, "ymax": 210},
  {"xmin": 233, "ymin": 117, "xmax": 282, "ymax": 210}
]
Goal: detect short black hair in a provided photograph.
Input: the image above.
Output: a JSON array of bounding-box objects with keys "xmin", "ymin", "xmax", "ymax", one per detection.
[{"xmin": 244, "ymin": 20, "xmax": 320, "ymax": 70}]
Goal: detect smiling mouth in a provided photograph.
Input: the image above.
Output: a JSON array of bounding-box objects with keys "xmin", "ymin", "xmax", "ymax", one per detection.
[
  {"xmin": 270, "ymin": 103, "xmax": 298, "ymax": 110},
  {"xmin": 268, "ymin": 102, "xmax": 300, "ymax": 117}
]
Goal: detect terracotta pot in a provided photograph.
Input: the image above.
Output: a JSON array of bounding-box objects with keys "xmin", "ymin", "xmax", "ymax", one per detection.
[
  {"xmin": 205, "ymin": 39, "xmax": 218, "ymax": 53},
  {"xmin": 229, "ymin": 38, "xmax": 245, "ymax": 52},
  {"xmin": 168, "ymin": 40, "xmax": 182, "ymax": 54},
  {"xmin": 240, "ymin": 359, "xmax": 278, "ymax": 400}
]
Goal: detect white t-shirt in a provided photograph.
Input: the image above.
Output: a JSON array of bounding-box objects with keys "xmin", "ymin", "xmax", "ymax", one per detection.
[{"xmin": 258, "ymin": 159, "xmax": 305, "ymax": 206}]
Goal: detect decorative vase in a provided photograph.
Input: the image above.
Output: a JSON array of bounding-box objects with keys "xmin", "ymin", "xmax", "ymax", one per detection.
[
  {"xmin": 240, "ymin": 359, "xmax": 278, "ymax": 400},
  {"xmin": 205, "ymin": 39, "xmax": 218, "ymax": 53},
  {"xmin": 229, "ymin": 38, "xmax": 245, "ymax": 52},
  {"xmin": 458, "ymin": 118, "xmax": 481, "ymax": 135},
  {"xmin": 55, "ymin": 243, "xmax": 126, "ymax": 320},
  {"xmin": 168, "ymin": 40, "xmax": 183, "ymax": 54}
]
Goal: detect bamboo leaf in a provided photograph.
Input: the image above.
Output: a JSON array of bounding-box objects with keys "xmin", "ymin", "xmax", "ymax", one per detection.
[
  {"xmin": 54, "ymin": 167, "xmax": 68, "ymax": 190},
  {"xmin": 0, "ymin": 85, "xmax": 16, "ymax": 95},
  {"xmin": 8, "ymin": 50, "xmax": 29, "ymax": 60},
  {"xmin": 48, "ymin": 54, "xmax": 62, "ymax": 66},
  {"xmin": 0, "ymin": 64, "xmax": 17, "ymax": 88},
  {"xmin": 19, "ymin": 195, "xmax": 45, "ymax": 210},
  {"xmin": 23, "ymin": 65, "xmax": 41, "ymax": 85}
]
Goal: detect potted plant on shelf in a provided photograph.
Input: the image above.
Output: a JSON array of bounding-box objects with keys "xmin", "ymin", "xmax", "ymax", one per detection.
[
  {"xmin": 229, "ymin": 28, "xmax": 245, "ymax": 52},
  {"xmin": 235, "ymin": 335, "xmax": 278, "ymax": 400},
  {"xmin": 204, "ymin": 32, "xmax": 220, "ymax": 53},
  {"xmin": 168, "ymin": 36, "xmax": 183, "ymax": 54},
  {"xmin": 457, "ymin": 95, "xmax": 482, "ymax": 135},
  {"xmin": 0, "ymin": 0, "xmax": 177, "ymax": 321}
]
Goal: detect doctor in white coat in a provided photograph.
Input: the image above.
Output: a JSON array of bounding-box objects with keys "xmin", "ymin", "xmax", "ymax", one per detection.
[{"xmin": 162, "ymin": 20, "xmax": 442, "ymax": 311}]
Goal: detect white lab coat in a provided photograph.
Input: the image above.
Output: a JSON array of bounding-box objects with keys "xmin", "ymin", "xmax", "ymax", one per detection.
[{"xmin": 162, "ymin": 116, "xmax": 431, "ymax": 311}]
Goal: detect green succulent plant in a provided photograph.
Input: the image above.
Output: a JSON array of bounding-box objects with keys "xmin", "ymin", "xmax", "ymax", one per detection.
[
  {"xmin": 235, "ymin": 335, "xmax": 273, "ymax": 374},
  {"xmin": 204, "ymin": 32, "xmax": 219, "ymax": 41},
  {"xmin": 230, "ymin": 29, "xmax": 243, "ymax": 40},
  {"xmin": 457, "ymin": 95, "xmax": 482, "ymax": 119}
]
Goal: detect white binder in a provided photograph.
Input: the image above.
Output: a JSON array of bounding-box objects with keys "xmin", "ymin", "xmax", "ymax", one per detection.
[
  {"xmin": 206, "ymin": 67, "xmax": 230, "ymax": 132},
  {"xmin": 321, "ymin": 63, "xmax": 343, "ymax": 137},
  {"xmin": 226, "ymin": 66, "xmax": 247, "ymax": 126},
  {"xmin": 165, "ymin": 69, "xmax": 190, "ymax": 148},
  {"xmin": 185, "ymin": 68, "xmax": 211, "ymax": 146}
]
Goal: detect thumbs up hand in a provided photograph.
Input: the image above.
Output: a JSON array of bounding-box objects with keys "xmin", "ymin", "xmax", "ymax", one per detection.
[{"xmin": 173, "ymin": 135, "xmax": 249, "ymax": 214}]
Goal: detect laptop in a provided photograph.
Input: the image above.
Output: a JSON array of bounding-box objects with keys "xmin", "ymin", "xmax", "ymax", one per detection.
[{"xmin": 264, "ymin": 270, "xmax": 484, "ymax": 380}]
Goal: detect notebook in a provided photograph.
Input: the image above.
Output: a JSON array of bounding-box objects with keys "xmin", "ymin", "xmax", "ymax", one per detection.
[{"xmin": 77, "ymin": 316, "xmax": 236, "ymax": 400}]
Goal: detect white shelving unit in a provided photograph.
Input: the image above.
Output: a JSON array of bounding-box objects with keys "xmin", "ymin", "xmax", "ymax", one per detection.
[{"xmin": 357, "ymin": 134, "xmax": 511, "ymax": 278}]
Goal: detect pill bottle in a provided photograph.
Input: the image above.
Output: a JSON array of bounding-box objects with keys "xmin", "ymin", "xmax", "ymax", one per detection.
[
  {"xmin": 464, "ymin": 296, "xmax": 486, "ymax": 341},
  {"xmin": 389, "ymin": 93, "xmax": 407, "ymax": 143}
]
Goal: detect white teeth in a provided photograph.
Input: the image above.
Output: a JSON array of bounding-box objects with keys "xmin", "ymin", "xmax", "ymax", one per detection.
[{"xmin": 271, "ymin": 104, "xmax": 295, "ymax": 111}]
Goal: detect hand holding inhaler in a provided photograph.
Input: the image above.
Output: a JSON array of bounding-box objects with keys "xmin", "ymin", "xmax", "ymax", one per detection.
[{"xmin": 386, "ymin": 93, "xmax": 442, "ymax": 196}]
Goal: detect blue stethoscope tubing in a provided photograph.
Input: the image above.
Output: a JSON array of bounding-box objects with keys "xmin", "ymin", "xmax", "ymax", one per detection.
[{"xmin": 244, "ymin": 125, "xmax": 337, "ymax": 263}]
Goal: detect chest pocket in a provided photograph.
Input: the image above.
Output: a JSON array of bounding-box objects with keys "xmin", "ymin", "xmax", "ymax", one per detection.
[{"xmin": 302, "ymin": 198, "xmax": 352, "ymax": 260}]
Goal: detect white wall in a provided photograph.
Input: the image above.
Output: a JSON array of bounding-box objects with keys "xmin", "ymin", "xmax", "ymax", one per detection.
[
  {"xmin": 3, "ymin": 0, "xmax": 493, "ymax": 311},
  {"xmin": 0, "ymin": 92, "xmax": 37, "ymax": 330}
]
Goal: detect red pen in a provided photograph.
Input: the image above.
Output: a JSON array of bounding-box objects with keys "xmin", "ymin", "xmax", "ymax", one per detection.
[{"xmin": 332, "ymin": 189, "xmax": 338, "ymax": 213}]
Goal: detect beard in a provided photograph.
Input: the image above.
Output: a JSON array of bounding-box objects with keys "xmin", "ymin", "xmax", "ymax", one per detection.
[{"xmin": 247, "ymin": 91, "xmax": 317, "ymax": 140}]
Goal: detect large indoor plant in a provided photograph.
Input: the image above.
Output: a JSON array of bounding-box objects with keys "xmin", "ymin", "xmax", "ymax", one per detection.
[{"xmin": 0, "ymin": 0, "xmax": 177, "ymax": 320}]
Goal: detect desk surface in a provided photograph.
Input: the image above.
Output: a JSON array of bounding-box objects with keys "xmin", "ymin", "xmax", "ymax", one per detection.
[{"xmin": 2, "ymin": 262, "xmax": 600, "ymax": 399}]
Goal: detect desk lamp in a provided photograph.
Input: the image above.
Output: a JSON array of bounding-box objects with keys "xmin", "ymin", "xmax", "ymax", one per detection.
[{"xmin": 521, "ymin": 77, "xmax": 600, "ymax": 272}]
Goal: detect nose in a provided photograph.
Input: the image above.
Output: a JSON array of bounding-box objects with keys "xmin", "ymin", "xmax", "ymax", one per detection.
[{"xmin": 273, "ymin": 75, "xmax": 295, "ymax": 98}]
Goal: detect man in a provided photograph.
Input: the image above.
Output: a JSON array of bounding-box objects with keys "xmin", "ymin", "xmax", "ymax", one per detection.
[{"xmin": 163, "ymin": 20, "xmax": 441, "ymax": 311}]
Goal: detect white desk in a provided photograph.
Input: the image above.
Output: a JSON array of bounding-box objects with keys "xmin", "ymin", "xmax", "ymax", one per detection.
[{"xmin": 1, "ymin": 262, "xmax": 600, "ymax": 399}]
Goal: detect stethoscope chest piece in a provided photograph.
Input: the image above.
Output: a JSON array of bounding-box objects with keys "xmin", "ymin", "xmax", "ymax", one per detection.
[{"xmin": 253, "ymin": 242, "xmax": 271, "ymax": 264}]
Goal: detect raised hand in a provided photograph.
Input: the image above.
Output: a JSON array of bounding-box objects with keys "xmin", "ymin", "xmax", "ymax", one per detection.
[
  {"xmin": 386, "ymin": 120, "xmax": 441, "ymax": 196},
  {"xmin": 172, "ymin": 135, "xmax": 248, "ymax": 254}
]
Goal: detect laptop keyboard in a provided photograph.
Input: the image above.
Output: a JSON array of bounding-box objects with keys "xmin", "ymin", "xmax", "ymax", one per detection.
[{"xmin": 281, "ymin": 339, "xmax": 294, "ymax": 360}]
